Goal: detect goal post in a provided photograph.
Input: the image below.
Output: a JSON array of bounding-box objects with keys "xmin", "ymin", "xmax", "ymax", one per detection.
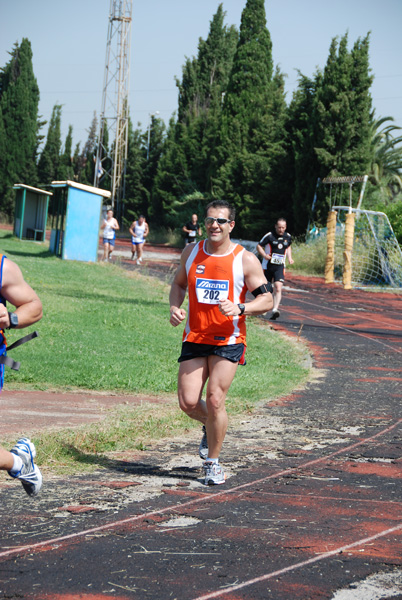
[
  {"xmin": 333, "ymin": 207, "xmax": 402, "ymax": 289},
  {"xmin": 324, "ymin": 210, "xmax": 337, "ymax": 284},
  {"xmin": 343, "ymin": 211, "xmax": 355, "ymax": 290},
  {"xmin": 321, "ymin": 176, "xmax": 368, "ymax": 288},
  {"xmin": 310, "ymin": 175, "xmax": 401, "ymax": 289}
]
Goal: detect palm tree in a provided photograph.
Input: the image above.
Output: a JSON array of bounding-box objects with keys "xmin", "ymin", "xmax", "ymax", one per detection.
[{"xmin": 369, "ymin": 114, "xmax": 402, "ymax": 202}]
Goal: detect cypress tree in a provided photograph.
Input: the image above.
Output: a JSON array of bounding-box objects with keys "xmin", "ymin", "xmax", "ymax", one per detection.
[
  {"xmin": 151, "ymin": 116, "xmax": 191, "ymax": 227},
  {"xmin": 0, "ymin": 38, "xmax": 40, "ymax": 215},
  {"xmin": 213, "ymin": 0, "xmax": 287, "ymax": 238},
  {"xmin": 73, "ymin": 112, "xmax": 98, "ymax": 185},
  {"xmin": 287, "ymin": 72, "xmax": 321, "ymax": 233},
  {"xmin": 59, "ymin": 125, "xmax": 74, "ymax": 181},
  {"xmin": 312, "ymin": 33, "xmax": 373, "ymax": 221},
  {"xmin": 38, "ymin": 104, "xmax": 63, "ymax": 184},
  {"xmin": 289, "ymin": 32, "xmax": 373, "ymax": 230},
  {"xmin": 124, "ymin": 119, "xmax": 147, "ymax": 224},
  {"xmin": 151, "ymin": 4, "xmax": 238, "ymax": 224}
]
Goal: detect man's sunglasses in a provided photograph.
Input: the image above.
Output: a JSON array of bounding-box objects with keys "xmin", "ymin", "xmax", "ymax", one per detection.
[{"xmin": 205, "ymin": 217, "xmax": 232, "ymax": 226}]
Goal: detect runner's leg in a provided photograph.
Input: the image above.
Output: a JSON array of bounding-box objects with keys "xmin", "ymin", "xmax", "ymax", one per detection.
[
  {"xmin": 178, "ymin": 357, "xmax": 209, "ymax": 424},
  {"xmin": 137, "ymin": 242, "xmax": 144, "ymax": 262},
  {"xmin": 204, "ymin": 355, "xmax": 238, "ymax": 459},
  {"xmin": 0, "ymin": 448, "xmax": 14, "ymax": 471},
  {"xmin": 273, "ymin": 280, "xmax": 283, "ymax": 311}
]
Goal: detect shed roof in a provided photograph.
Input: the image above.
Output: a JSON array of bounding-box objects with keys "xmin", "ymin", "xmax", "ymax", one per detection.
[
  {"xmin": 13, "ymin": 184, "xmax": 53, "ymax": 196},
  {"xmin": 51, "ymin": 180, "xmax": 111, "ymax": 198}
]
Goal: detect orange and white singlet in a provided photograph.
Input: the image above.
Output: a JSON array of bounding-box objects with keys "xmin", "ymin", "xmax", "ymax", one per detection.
[{"xmin": 183, "ymin": 241, "xmax": 247, "ymax": 346}]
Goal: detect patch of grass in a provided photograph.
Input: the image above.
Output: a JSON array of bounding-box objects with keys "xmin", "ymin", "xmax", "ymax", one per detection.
[{"xmin": 288, "ymin": 236, "xmax": 327, "ymax": 276}]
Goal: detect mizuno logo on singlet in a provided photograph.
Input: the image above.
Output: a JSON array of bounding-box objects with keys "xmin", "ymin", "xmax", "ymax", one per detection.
[{"xmin": 196, "ymin": 279, "xmax": 229, "ymax": 291}]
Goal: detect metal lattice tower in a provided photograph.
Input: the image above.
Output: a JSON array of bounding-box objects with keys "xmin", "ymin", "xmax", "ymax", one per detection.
[{"xmin": 94, "ymin": 0, "xmax": 133, "ymax": 218}]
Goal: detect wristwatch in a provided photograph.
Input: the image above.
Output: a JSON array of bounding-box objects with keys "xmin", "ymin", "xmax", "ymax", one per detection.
[
  {"xmin": 237, "ymin": 303, "xmax": 245, "ymax": 316},
  {"xmin": 7, "ymin": 312, "xmax": 18, "ymax": 329}
]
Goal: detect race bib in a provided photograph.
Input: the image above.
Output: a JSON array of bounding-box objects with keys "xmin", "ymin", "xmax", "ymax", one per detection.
[
  {"xmin": 271, "ymin": 253, "xmax": 285, "ymax": 265},
  {"xmin": 196, "ymin": 278, "xmax": 229, "ymax": 304}
]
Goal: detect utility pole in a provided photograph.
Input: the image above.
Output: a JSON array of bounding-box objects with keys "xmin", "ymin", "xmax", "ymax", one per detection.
[{"xmin": 94, "ymin": 0, "xmax": 133, "ymax": 221}]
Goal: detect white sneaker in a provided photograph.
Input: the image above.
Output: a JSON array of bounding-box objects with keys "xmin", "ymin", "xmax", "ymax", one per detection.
[
  {"xmin": 8, "ymin": 437, "xmax": 43, "ymax": 497},
  {"xmin": 203, "ymin": 461, "xmax": 226, "ymax": 485}
]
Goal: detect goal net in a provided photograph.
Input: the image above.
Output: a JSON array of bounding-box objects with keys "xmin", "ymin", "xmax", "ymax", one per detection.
[{"xmin": 333, "ymin": 207, "xmax": 402, "ymax": 288}]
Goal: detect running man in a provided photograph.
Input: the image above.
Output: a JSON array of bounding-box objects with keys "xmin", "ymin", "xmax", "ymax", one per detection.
[
  {"xmin": 257, "ymin": 217, "xmax": 294, "ymax": 321},
  {"xmin": 169, "ymin": 200, "xmax": 273, "ymax": 485},
  {"xmin": 129, "ymin": 215, "xmax": 149, "ymax": 264},
  {"xmin": 101, "ymin": 208, "xmax": 120, "ymax": 261},
  {"xmin": 0, "ymin": 253, "xmax": 43, "ymax": 496},
  {"xmin": 182, "ymin": 214, "xmax": 202, "ymax": 246}
]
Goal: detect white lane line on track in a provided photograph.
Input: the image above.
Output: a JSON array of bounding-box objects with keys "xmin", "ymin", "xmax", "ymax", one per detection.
[
  {"xmin": 283, "ymin": 307, "xmax": 402, "ymax": 355},
  {"xmin": 287, "ymin": 295, "xmax": 402, "ymax": 330},
  {"xmin": 192, "ymin": 523, "xmax": 402, "ymax": 600},
  {"xmin": 0, "ymin": 418, "xmax": 400, "ymax": 560}
]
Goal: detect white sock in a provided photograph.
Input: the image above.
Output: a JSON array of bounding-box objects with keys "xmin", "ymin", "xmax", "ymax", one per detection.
[
  {"xmin": 9, "ymin": 454, "xmax": 23, "ymax": 474},
  {"xmin": 206, "ymin": 457, "xmax": 219, "ymax": 464}
]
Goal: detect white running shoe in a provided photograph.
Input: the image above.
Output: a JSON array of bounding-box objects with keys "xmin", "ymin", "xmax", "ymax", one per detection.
[
  {"xmin": 270, "ymin": 308, "xmax": 280, "ymax": 320},
  {"xmin": 8, "ymin": 437, "xmax": 43, "ymax": 497},
  {"xmin": 203, "ymin": 461, "xmax": 226, "ymax": 485},
  {"xmin": 198, "ymin": 426, "xmax": 208, "ymax": 460}
]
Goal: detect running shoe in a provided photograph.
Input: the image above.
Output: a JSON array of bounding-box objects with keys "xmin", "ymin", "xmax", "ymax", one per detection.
[
  {"xmin": 8, "ymin": 437, "xmax": 43, "ymax": 497},
  {"xmin": 270, "ymin": 308, "xmax": 280, "ymax": 320},
  {"xmin": 198, "ymin": 425, "xmax": 208, "ymax": 460},
  {"xmin": 203, "ymin": 461, "xmax": 226, "ymax": 485}
]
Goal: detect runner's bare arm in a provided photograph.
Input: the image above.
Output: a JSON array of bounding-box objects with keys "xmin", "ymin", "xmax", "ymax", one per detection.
[
  {"xmin": 169, "ymin": 246, "xmax": 193, "ymax": 326},
  {"xmin": 219, "ymin": 250, "xmax": 273, "ymax": 317},
  {"xmin": 256, "ymin": 243, "xmax": 270, "ymax": 261},
  {"xmin": 0, "ymin": 259, "xmax": 42, "ymax": 329}
]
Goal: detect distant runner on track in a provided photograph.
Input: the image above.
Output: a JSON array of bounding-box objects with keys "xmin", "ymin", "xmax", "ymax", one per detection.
[
  {"xmin": 0, "ymin": 254, "xmax": 43, "ymax": 496},
  {"xmin": 130, "ymin": 215, "xmax": 149, "ymax": 265},
  {"xmin": 169, "ymin": 200, "xmax": 273, "ymax": 486},
  {"xmin": 257, "ymin": 217, "xmax": 294, "ymax": 321}
]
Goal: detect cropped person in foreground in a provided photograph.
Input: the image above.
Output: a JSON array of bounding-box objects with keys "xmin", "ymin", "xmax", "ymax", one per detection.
[
  {"xmin": 169, "ymin": 200, "xmax": 273, "ymax": 485},
  {"xmin": 0, "ymin": 253, "xmax": 43, "ymax": 496}
]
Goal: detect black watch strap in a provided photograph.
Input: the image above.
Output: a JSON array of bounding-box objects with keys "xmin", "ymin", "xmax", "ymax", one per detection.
[
  {"xmin": 238, "ymin": 303, "xmax": 245, "ymax": 316},
  {"xmin": 7, "ymin": 312, "xmax": 18, "ymax": 329}
]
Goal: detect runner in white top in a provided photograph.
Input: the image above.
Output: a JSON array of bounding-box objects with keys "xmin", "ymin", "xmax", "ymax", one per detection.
[
  {"xmin": 100, "ymin": 209, "xmax": 120, "ymax": 262},
  {"xmin": 129, "ymin": 215, "xmax": 149, "ymax": 265}
]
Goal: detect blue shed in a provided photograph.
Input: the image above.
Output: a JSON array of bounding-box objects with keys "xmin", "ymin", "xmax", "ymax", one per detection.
[
  {"xmin": 13, "ymin": 184, "xmax": 52, "ymax": 241},
  {"xmin": 49, "ymin": 180, "xmax": 111, "ymax": 262}
]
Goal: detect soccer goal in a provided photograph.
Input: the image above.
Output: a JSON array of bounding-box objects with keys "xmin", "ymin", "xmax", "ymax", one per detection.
[
  {"xmin": 332, "ymin": 207, "xmax": 402, "ymax": 288},
  {"xmin": 321, "ymin": 176, "xmax": 402, "ymax": 289}
]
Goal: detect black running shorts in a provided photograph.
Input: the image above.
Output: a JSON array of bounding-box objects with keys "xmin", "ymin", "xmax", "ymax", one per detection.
[
  {"xmin": 178, "ymin": 341, "xmax": 246, "ymax": 365},
  {"xmin": 264, "ymin": 265, "xmax": 285, "ymax": 283}
]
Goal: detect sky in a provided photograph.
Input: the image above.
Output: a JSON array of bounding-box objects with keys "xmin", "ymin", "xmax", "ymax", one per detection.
[{"xmin": 1, "ymin": 0, "xmax": 402, "ymax": 150}]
